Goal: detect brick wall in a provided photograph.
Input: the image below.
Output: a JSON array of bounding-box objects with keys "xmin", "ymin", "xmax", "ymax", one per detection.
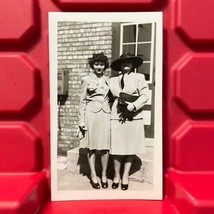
[{"xmin": 57, "ymin": 22, "xmax": 112, "ymax": 154}]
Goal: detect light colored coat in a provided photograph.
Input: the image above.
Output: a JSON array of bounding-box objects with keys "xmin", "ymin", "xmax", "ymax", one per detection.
[
  {"xmin": 79, "ymin": 73, "xmax": 110, "ymax": 125},
  {"xmin": 109, "ymin": 72, "xmax": 149, "ymax": 120}
]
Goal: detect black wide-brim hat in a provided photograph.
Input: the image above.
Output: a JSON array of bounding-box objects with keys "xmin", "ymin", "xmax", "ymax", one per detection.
[{"xmin": 111, "ymin": 52, "xmax": 143, "ymax": 71}]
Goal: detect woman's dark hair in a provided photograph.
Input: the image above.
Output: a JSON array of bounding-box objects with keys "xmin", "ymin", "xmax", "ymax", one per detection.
[{"xmin": 88, "ymin": 52, "xmax": 109, "ymax": 70}]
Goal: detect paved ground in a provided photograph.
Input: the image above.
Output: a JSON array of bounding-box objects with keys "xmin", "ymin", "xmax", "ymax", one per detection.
[{"xmin": 57, "ymin": 156, "xmax": 153, "ymax": 191}]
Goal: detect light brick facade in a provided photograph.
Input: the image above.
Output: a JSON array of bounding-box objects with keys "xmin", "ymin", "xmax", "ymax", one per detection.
[{"xmin": 57, "ymin": 22, "xmax": 112, "ymax": 153}]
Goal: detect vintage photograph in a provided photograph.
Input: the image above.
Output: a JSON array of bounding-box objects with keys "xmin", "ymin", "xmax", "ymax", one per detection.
[{"xmin": 49, "ymin": 12, "xmax": 162, "ymax": 200}]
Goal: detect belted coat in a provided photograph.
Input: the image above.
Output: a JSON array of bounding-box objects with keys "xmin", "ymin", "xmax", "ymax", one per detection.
[
  {"xmin": 79, "ymin": 73, "xmax": 111, "ymax": 125},
  {"xmin": 109, "ymin": 72, "xmax": 149, "ymax": 120},
  {"xmin": 109, "ymin": 72, "xmax": 149, "ymax": 155}
]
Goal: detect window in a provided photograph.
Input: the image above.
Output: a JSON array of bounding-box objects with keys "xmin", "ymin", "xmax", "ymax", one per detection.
[{"xmin": 120, "ymin": 23, "xmax": 155, "ymax": 83}]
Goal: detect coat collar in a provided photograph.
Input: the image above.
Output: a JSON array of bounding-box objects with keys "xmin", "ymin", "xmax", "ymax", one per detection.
[{"xmin": 89, "ymin": 72, "xmax": 109, "ymax": 81}]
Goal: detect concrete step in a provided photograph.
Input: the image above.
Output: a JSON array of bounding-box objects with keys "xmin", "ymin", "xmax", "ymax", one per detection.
[{"xmin": 67, "ymin": 139, "xmax": 154, "ymax": 184}]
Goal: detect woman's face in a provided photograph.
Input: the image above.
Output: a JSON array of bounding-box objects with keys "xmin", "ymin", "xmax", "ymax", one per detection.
[
  {"xmin": 121, "ymin": 61, "xmax": 133, "ymax": 73},
  {"xmin": 93, "ymin": 61, "xmax": 105, "ymax": 75}
]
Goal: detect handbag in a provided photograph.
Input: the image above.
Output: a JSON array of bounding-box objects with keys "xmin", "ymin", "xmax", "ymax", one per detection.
[
  {"xmin": 119, "ymin": 92, "xmax": 139, "ymax": 103},
  {"xmin": 117, "ymin": 92, "xmax": 139, "ymax": 123}
]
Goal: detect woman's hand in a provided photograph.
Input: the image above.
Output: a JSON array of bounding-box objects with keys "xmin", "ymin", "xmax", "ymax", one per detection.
[
  {"xmin": 79, "ymin": 122, "xmax": 87, "ymax": 130},
  {"xmin": 126, "ymin": 102, "xmax": 136, "ymax": 112},
  {"xmin": 77, "ymin": 123, "xmax": 87, "ymax": 139}
]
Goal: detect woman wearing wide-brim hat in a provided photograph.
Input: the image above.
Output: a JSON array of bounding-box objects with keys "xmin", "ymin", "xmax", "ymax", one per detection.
[{"xmin": 109, "ymin": 52, "xmax": 149, "ymax": 190}]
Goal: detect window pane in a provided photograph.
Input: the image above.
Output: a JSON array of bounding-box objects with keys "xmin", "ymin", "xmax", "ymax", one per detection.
[
  {"xmin": 138, "ymin": 43, "xmax": 151, "ymax": 61},
  {"xmin": 138, "ymin": 24, "xmax": 152, "ymax": 42},
  {"xmin": 137, "ymin": 63, "xmax": 150, "ymax": 81},
  {"xmin": 122, "ymin": 44, "xmax": 136, "ymax": 55},
  {"xmin": 123, "ymin": 25, "xmax": 136, "ymax": 43}
]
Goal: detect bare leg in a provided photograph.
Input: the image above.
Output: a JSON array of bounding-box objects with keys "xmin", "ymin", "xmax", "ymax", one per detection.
[
  {"xmin": 101, "ymin": 150, "xmax": 109, "ymax": 182},
  {"xmin": 112, "ymin": 155, "xmax": 122, "ymax": 183},
  {"xmin": 87, "ymin": 149, "xmax": 98, "ymax": 183},
  {"xmin": 122, "ymin": 155, "xmax": 134, "ymax": 184}
]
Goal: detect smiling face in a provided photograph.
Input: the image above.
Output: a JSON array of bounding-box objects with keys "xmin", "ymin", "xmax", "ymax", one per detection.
[
  {"xmin": 93, "ymin": 61, "xmax": 105, "ymax": 76},
  {"xmin": 121, "ymin": 61, "xmax": 133, "ymax": 73}
]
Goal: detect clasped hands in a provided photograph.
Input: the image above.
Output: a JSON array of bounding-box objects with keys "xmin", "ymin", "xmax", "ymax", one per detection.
[
  {"xmin": 118, "ymin": 97, "xmax": 136, "ymax": 112},
  {"xmin": 117, "ymin": 100, "xmax": 136, "ymax": 124}
]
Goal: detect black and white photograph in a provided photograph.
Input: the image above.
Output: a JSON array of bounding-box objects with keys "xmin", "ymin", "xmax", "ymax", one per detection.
[{"xmin": 49, "ymin": 12, "xmax": 162, "ymax": 200}]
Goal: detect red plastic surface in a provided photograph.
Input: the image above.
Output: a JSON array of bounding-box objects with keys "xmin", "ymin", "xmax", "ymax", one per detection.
[
  {"xmin": 166, "ymin": 169, "xmax": 214, "ymax": 214},
  {"xmin": 0, "ymin": 122, "xmax": 42, "ymax": 172},
  {"xmin": 0, "ymin": 0, "xmax": 214, "ymax": 213},
  {"xmin": 0, "ymin": 0, "xmax": 39, "ymax": 44},
  {"xmin": 0, "ymin": 55, "xmax": 39, "ymax": 114},
  {"xmin": 172, "ymin": 121, "xmax": 214, "ymax": 171},
  {"xmin": 0, "ymin": 172, "xmax": 48, "ymax": 214},
  {"xmin": 174, "ymin": 0, "xmax": 214, "ymax": 45},
  {"xmin": 174, "ymin": 54, "xmax": 214, "ymax": 113},
  {"xmin": 42, "ymin": 200, "xmax": 177, "ymax": 214}
]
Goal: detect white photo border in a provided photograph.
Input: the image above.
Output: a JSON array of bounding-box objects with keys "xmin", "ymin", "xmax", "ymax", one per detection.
[{"xmin": 49, "ymin": 12, "xmax": 163, "ymax": 201}]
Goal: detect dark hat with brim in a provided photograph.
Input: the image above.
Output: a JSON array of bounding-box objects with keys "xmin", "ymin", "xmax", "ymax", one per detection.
[{"xmin": 111, "ymin": 52, "xmax": 143, "ymax": 71}]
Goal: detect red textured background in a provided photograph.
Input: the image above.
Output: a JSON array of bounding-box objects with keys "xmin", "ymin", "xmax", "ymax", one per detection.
[{"xmin": 0, "ymin": 0, "xmax": 214, "ymax": 213}]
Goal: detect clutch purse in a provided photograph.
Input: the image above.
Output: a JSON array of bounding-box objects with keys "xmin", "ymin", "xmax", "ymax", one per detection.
[
  {"xmin": 119, "ymin": 92, "xmax": 139, "ymax": 103},
  {"xmin": 117, "ymin": 92, "xmax": 139, "ymax": 122}
]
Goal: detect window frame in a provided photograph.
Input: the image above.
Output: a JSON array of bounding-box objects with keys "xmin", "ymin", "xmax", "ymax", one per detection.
[{"xmin": 120, "ymin": 22, "xmax": 155, "ymax": 84}]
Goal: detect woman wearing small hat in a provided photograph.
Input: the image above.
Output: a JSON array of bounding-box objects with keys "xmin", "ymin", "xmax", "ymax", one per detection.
[
  {"xmin": 109, "ymin": 52, "xmax": 149, "ymax": 190},
  {"xmin": 78, "ymin": 52, "xmax": 111, "ymax": 189}
]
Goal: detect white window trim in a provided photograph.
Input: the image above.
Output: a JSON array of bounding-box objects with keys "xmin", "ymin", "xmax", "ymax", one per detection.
[{"xmin": 120, "ymin": 22, "xmax": 155, "ymax": 84}]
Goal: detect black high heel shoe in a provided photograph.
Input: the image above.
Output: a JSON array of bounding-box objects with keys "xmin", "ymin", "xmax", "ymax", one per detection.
[
  {"xmin": 101, "ymin": 180, "xmax": 108, "ymax": 189},
  {"xmin": 121, "ymin": 183, "xmax": 129, "ymax": 191},
  {"xmin": 112, "ymin": 182, "xmax": 119, "ymax": 189},
  {"xmin": 90, "ymin": 179, "xmax": 100, "ymax": 189}
]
